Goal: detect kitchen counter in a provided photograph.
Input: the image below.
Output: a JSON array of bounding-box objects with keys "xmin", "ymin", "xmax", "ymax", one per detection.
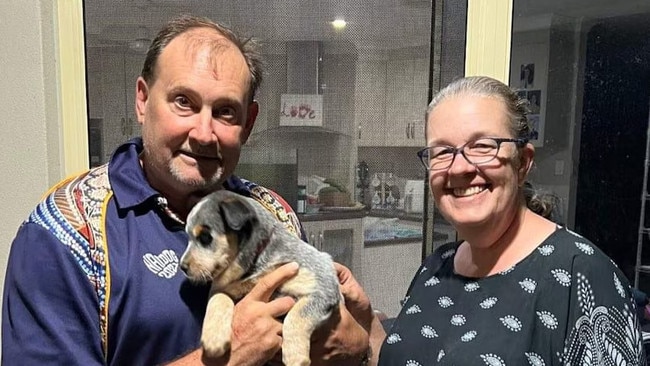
[
  {"xmin": 298, "ymin": 207, "xmax": 453, "ymax": 247},
  {"xmin": 298, "ymin": 208, "xmax": 423, "ymax": 222},
  {"xmin": 298, "ymin": 209, "xmax": 366, "ymax": 221}
]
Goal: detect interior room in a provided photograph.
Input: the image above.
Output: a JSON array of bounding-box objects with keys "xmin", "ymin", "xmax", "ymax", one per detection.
[{"xmin": 4, "ymin": 0, "xmax": 650, "ymax": 332}]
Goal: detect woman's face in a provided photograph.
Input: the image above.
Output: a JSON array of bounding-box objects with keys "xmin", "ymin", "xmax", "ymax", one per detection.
[{"xmin": 426, "ymin": 94, "xmax": 533, "ymax": 236}]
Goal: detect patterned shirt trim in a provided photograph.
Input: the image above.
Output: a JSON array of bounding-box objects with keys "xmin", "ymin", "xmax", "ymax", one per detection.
[
  {"xmin": 28, "ymin": 165, "xmax": 112, "ymax": 359},
  {"xmin": 241, "ymin": 178, "xmax": 303, "ymax": 238}
]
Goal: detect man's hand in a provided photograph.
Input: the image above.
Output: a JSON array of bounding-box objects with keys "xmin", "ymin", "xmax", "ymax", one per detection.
[
  {"xmin": 305, "ymin": 263, "xmax": 374, "ymax": 366},
  {"xmin": 203, "ymin": 262, "xmax": 298, "ymax": 366}
]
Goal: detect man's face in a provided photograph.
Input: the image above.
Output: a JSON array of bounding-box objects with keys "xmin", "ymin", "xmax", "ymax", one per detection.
[{"xmin": 135, "ymin": 29, "xmax": 258, "ymax": 197}]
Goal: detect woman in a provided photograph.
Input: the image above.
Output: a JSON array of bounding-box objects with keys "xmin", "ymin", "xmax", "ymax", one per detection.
[{"xmin": 375, "ymin": 76, "xmax": 645, "ymax": 365}]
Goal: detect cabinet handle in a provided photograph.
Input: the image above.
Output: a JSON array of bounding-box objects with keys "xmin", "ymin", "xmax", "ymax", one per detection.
[
  {"xmin": 406, "ymin": 123, "xmax": 410, "ymax": 139},
  {"xmin": 410, "ymin": 123, "xmax": 415, "ymax": 139},
  {"xmin": 358, "ymin": 125, "xmax": 362, "ymax": 140},
  {"xmin": 309, "ymin": 232, "xmax": 316, "ymax": 246}
]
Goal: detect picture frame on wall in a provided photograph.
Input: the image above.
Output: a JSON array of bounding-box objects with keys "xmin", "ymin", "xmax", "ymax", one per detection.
[{"xmin": 514, "ymin": 88, "xmax": 544, "ymax": 147}]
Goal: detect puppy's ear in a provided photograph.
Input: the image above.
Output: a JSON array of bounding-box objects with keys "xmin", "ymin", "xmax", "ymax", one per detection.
[{"xmin": 219, "ymin": 197, "xmax": 255, "ymax": 231}]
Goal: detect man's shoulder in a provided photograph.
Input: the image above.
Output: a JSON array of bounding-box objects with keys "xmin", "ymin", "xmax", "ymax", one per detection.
[
  {"xmin": 236, "ymin": 178, "xmax": 303, "ymax": 239},
  {"xmin": 29, "ymin": 164, "xmax": 112, "ymax": 235}
]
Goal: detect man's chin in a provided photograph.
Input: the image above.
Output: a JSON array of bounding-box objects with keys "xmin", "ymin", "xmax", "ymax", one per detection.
[{"xmin": 171, "ymin": 168, "xmax": 225, "ymax": 191}]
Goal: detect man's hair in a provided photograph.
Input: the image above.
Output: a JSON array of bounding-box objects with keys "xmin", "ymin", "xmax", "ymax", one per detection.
[{"xmin": 140, "ymin": 14, "xmax": 263, "ymax": 101}]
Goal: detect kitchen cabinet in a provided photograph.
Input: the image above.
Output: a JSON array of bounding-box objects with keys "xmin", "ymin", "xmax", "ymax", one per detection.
[
  {"xmin": 301, "ymin": 218, "xmax": 363, "ymax": 276},
  {"xmin": 87, "ymin": 48, "xmax": 142, "ymax": 164},
  {"xmin": 384, "ymin": 57, "xmax": 428, "ymax": 147},
  {"xmin": 355, "ymin": 58, "xmax": 387, "ymax": 146},
  {"xmin": 356, "ymin": 55, "xmax": 428, "ymax": 147},
  {"xmin": 361, "ymin": 241, "xmax": 422, "ymax": 318}
]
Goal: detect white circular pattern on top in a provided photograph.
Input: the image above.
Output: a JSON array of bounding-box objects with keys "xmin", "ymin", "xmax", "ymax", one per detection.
[
  {"xmin": 551, "ymin": 269, "xmax": 571, "ymax": 287},
  {"xmin": 451, "ymin": 314, "xmax": 466, "ymax": 326},
  {"xmin": 438, "ymin": 296, "xmax": 454, "ymax": 308}
]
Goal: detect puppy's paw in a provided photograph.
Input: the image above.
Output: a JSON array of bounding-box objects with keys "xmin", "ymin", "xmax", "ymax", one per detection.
[
  {"xmin": 282, "ymin": 351, "xmax": 311, "ymax": 366},
  {"xmin": 201, "ymin": 330, "xmax": 231, "ymax": 359}
]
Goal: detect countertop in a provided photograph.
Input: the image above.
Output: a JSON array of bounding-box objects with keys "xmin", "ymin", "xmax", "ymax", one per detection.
[
  {"xmin": 297, "ymin": 207, "xmax": 447, "ymax": 246},
  {"xmin": 298, "ymin": 208, "xmax": 423, "ymax": 222}
]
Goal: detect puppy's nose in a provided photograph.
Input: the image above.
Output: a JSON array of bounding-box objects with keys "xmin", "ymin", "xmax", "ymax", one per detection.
[{"xmin": 180, "ymin": 261, "xmax": 189, "ymax": 274}]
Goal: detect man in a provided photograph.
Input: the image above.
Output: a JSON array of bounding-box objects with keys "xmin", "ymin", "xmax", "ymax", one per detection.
[{"xmin": 3, "ymin": 15, "xmax": 371, "ymax": 365}]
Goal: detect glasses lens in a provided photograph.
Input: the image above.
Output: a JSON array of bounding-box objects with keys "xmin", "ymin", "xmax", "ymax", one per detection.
[
  {"xmin": 463, "ymin": 138, "xmax": 498, "ymax": 165},
  {"xmin": 429, "ymin": 146, "xmax": 455, "ymax": 170}
]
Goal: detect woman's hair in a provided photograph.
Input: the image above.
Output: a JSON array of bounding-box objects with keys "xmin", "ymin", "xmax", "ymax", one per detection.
[
  {"xmin": 425, "ymin": 76, "xmax": 558, "ymax": 220},
  {"xmin": 140, "ymin": 14, "xmax": 263, "ymax": 101}
]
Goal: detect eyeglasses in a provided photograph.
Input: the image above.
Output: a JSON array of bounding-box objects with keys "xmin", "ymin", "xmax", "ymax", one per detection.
[{"xmin": 417, "ymin": 137, "xmax": 528, "ymax": 171}]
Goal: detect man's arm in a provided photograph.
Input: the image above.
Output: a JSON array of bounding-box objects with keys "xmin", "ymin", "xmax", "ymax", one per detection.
[{"xmin": 2, "ymin": 222, "xmax": 105, "ymax": 364}]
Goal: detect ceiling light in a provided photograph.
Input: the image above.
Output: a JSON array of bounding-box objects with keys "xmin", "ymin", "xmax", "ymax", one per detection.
[{"xmin": 331, "ymin": 18, "xmax": 346, "ymax": 30}]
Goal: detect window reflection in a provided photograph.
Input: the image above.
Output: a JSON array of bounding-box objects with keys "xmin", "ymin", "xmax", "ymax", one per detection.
[{"xmin": 510, "ymin": 0, "xmax": 650, "ymax": 290}]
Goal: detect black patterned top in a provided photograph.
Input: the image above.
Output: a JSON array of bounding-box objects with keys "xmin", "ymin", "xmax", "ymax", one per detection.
[{"xmin": 378, "ymin": 226, "xmax": 646, "ymax": 365}]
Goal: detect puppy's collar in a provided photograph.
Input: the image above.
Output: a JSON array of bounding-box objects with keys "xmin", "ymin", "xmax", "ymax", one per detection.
[
  {"xmin": 242, "ymin": 228, "xmax": 275, "ymax": 280},
  {"xmin": 254, "ymin": 228, "xmax": 274, "ymax": 258}
]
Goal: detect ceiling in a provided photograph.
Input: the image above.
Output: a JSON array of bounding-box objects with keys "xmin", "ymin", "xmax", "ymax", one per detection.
[
  {"xmin": 83, "ymin": 0, "xmax": 650, "ymax": 52},
  {"xmin": 83, "ymin": 0, "xmax": 432, "ymax": 52}
]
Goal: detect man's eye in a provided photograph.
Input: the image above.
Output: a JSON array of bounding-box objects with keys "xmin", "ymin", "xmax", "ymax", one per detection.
[
  {"xmin": 214, "ymin": 106, "xmax": 237, "ymax": 121},
  {"xmin": 174, "ymin": 96, "xmax": 191, "ymax": 108}
]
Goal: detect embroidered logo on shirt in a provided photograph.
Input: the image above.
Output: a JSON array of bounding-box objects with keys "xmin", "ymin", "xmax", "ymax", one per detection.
[{"xmin": 143, "ymin": 249, "xmax": 179, "ymax": 279}]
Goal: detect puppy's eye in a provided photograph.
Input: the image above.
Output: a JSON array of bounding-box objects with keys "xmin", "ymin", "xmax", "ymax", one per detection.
[{"xmin": 196, "ymin": 229, "xmax": 213, "ymax": 246}]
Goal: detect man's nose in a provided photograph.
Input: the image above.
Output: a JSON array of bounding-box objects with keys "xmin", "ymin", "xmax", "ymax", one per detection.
[{"xmin": 189, "ymin": 109, "xmax": 217, "ymax": 145}]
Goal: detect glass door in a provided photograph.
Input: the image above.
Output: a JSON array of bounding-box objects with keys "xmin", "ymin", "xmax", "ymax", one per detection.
[
  {"xmin": 508, "ymin": 0, "xmax": 650, "ymax": 290},
  {"xmin": 82, "ymin": 0, "xmax": 469, "ymax": 318}
]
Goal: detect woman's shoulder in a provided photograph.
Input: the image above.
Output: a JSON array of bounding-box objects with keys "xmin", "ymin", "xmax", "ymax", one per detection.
[{"xmin": 543, "ymin": 226, "xmax": 624, "ymax": 274}]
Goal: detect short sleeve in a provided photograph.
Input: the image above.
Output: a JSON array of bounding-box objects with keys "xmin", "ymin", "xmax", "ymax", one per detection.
[
  {"xmin": 562, "ymin": 243, "xmax": 645, "ymax": 364},
  {"xmin": 2, "ymin": 222, "xmax": 105, "ymax": 365}
]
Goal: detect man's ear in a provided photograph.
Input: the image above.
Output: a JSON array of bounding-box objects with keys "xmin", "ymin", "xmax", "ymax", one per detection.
[
  {"xmin": 135, "ymin": 77, "xmax": 149, "ymax": 125},
  {"xmin": 518, "ymin": 142, "xmax": 535, "ymax": 185},
  {"xmin": 240, "ymin": 100, "xmax": 259, "ymax": 144}
]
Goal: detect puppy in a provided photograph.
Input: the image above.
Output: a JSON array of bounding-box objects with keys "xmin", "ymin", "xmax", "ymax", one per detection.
[{"xmin": 180, "ymin": 190, "xmax": 341, "ymax": 366}]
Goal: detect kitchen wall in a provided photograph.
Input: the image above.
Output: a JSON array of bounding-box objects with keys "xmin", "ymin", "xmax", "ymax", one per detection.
[{"xmin": 509, "ymin": 17, "xmax": 583, "ymax": 224}]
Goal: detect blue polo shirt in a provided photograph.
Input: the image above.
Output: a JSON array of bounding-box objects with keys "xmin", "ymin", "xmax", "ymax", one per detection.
[{"xmin": 2, "ymin": 138, "xmax": 298, "ymax": 365}]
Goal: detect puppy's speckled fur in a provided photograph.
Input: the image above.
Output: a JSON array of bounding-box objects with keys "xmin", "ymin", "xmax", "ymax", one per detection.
[{"xmin": 180, "ymin": 190, "xmax": 340, "ymax": 366}]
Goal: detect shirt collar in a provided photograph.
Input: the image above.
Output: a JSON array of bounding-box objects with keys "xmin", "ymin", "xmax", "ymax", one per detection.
[{"xmin": 108, "ymin": 137, "xmax": 252, "ymax": 212}]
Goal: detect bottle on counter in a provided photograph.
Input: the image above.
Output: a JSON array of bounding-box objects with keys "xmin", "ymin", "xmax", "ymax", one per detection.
[{"xmin": 297, "ymin": 185, "xmax": 307, "ymax": 214}]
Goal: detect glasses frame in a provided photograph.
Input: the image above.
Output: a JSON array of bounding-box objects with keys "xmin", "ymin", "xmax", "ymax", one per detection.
[{"xmin": 417, "ymin": 137, "xmax": 529, "ymax": 171}]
